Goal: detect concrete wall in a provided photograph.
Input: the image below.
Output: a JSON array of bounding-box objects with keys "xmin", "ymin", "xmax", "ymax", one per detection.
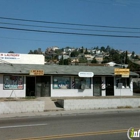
[
  {"xmin": 0, "ymin": 75, "xmax": 26, "ymax": 98},
  {"xmin": 0, "ymin": 53, "xmax": 45, "ymax": 64},
  {"xmin": 58, "ymin": 98, "xmax": 140, "ymax": 110},
  {"xmin": 0, "ymin": 100, "xmax": 44, "ymax": 114}
]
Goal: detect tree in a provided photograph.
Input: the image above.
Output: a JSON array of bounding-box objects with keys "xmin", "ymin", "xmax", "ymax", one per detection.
[
  {"xmin": 125, "ymin": 51, "xmax": 128, "ymax": 64},
  {"xmin": 132, "ymin": 51, "xmax": 135, "ymax": 57},
  {"xmin": 91, "ymin": 58, "xmax": 97, "ymax": 63},
  {"xmin": 80, "ymin": 46, "xmax": 84, "ymax": 53},
  {"xmin": 134, "ymin": 55, "xmax": 139, "ymax": 59},
  {"xmin": 64, "ymin": 58, "xmax": 71, "ymax": 65},
  {"xmin": 54, "ymin": 54, "xmax": 59, "ymax": 60},
  {"xmin": 128, "ymin": 59, "xmax": 140, "ymax": 71},
  {"xmin": 59, "ymin": 56, "xmax": 71, "ymax": 65},
  {"xmin": 8, "ymin": 51, "xmax": 14, "ymax": 53},
  {"xmin": 112, "ymin": 53, "xmax": 121, "ymax": 64},
  {"xmin": 70, "ymin": 50, "xmax": 79, "ymax": 57},
  {"xmin": 84, "ymin": 48, "xmax": 90, "ymax": 54},
  {"xmin": 34, "ymin": 50, "xmax": 39, "ymax": 54},
  {"xmin": 102, "ymin": 56, "xmax": 111, "ymax": 63},
  {"xmin": 109, "ymin": 49, "xmax": 122, "ymax": 64},
  {"xmin": 120, "ymin": 52, "xmax": 126, "ymax": 64},
  {"xmin": 28, "ymin": 48, "xmax": 43, "ymax": 54},
  {"xmin": 55, "ymin": 49, "xmax": 63, "ymax": 55},
  {"xmin": 106, "ymin": 45, "xmax": 111, "ymax": 52},
  {"xmin": 94, "ymin": 46, "xmax": 99, "ymax": 50},
  {"xmin": 28, "ymin": 50, "xmax": 34, "ymax": 54},
  {"xmin": 59, "ymin": 55, "xmax": 64, "ymax": 65},
  {"xmin": 100, "ymin": 46, "xmax": 105, "ymax": 52},
  {"xmin": 79, "ymin": 56, "xmax": 87, "ymax": 63},
  {"xmin": 109, "ymin": 49, "xmax": 116, "ymax": 56}
]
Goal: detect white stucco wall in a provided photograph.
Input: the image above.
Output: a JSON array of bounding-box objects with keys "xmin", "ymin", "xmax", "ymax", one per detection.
[
  {"xmin": 114, "ymin": 89, "xmax": 133, "ymax": 96},
  {"xmin": 0, "ymin": 75, "xmax": 26, "ymax": 98},
  {"xmin": 51, "ymin": 89, "xmax": 93, "ymax": 97},
  {"xmin": 0, "ymin": 53, "xmax": 45, "ymax": 64}
]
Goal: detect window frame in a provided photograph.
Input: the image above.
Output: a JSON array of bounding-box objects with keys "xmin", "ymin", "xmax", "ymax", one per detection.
[
  {"xmin": 74, "ymin": 77, "xmax": 91, "ymax": 89},
  {"xmin": 3, "ymin": 75, "xmax": 24, "ymax": 90},
  {"xmin": 53, "ymin": 76, "xmax": 71, "ymax": 89},
  {"xmin": 116, "ymin": 77, "xmax": 130, "ymax": 89}
]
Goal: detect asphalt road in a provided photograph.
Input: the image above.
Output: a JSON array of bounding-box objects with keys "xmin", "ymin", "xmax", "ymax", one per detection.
[{"xmin": 0, "ymin": 111, "xmax": 140, "ymax": 140}]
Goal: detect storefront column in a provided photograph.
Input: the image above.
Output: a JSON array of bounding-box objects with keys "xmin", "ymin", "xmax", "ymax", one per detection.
[{"xmin": 101, "ymin": 76, "xmax": 106, "ymax": 96}]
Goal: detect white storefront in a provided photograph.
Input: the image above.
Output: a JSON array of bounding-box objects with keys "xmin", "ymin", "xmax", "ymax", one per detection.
[
  {"xmin": 0, "ymin": 74, "xmax": 136, "ymax": 98},
  {"xmin": 0, "ymin": 53, "xmax": 45, "ymax": 97},
  {"xmin": 50, "ymin": 75, "xmax": 134, "ymax": 97}
]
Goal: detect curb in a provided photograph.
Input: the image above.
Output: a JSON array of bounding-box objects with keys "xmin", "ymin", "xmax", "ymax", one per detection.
[{"xmin": 0, "ymin": 108, "xmax": 139, "ymax": 119}]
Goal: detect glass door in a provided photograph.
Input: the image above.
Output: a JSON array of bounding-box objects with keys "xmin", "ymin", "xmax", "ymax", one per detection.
[
  {"xmin": 106, "ymin": 77, "xmax": 114, "ymax": 96},
  {"xmin": 36, "ymin": 76, "xmax": 51, "ymax": 97},
  {"xmin": 93, "ymin": 77, "xmax": 101, "ymax": 96}
]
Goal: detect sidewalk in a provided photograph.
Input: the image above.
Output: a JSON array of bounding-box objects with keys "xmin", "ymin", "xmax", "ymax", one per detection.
[{"xmin": 0, "ymin": 108, "xmax": 139, "ymax": 119}]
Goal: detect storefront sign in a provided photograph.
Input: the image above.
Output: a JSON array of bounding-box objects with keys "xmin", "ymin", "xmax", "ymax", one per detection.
[
  {"xmin": 78, "ymin": 72, "xmax": 94, "ymax": 77},
  {"xmin": 30, "ymin": 70, "xmax": 44, "ymax": 75},
  {"xmin": 114, "ymin": 68, "xmax": 130, "ymax": 77},
  {"xmin": 0, "ymin": 53, "xmax": 20, "ymax": 60}
]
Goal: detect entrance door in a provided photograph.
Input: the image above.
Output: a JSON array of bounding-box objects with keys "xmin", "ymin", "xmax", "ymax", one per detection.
[
  {"xmin": 106, "ymin": 77, "xmax": 114, "ymax": 96},
  {"xmin": 26, "ymin": 77, "xmax": 35, "ymax": 96},
  {"xmin": 36, "ymin": 76, "xmax": 51, "ymax": 97},
  {"xmin": 93, "ymin": 77, "xmax": 101, "ymax": 96}
]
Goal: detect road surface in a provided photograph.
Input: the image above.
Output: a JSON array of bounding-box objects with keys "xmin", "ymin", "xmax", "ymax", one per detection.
[{"xmin": 0, "ymin": 110, "xmax": 140, "ymax": 140}]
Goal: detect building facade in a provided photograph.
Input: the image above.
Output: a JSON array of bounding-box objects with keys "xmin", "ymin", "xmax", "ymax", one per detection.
[{"xmin": 0, "ymin": 63, "xmax": 138, "ymax": 98}]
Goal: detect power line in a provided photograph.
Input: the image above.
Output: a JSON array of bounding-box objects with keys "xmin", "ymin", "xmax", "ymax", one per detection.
[
  {"xmin": 0, "ymin": 36, "xmax": 140, "ymax": 45},
  {"xmin": 0, "ymin": 16, "xmax": 140, "ymax": 30},
  {"xmin": 0, "ymin": 26, "xmax": 140, "ymax": 38},
  {"xmin": 0, "ymin": 21, "xmax": 140, "ymax": 34},
  {"xmin": 79, "ymin": 0, "xmax": 140, "ymax": 7}
]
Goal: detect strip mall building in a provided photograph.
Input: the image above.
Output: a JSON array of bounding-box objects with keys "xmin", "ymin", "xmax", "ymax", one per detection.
[{"xmin": 0, "ymin": 53, "xmax": 138, "ymax": 98}]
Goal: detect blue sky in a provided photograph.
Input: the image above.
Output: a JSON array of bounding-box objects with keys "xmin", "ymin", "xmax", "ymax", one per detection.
[{"xmin": 0, "ymin": 0, "xmax": 140, "ymax": 54}]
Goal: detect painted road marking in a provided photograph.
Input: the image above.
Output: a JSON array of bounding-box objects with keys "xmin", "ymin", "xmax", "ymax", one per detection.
[
  {"xmin": 11, "ymin": 128, "xmax": 140, "ymax": 140},
  {"xmin": 0, "ymin": 123, "xmax": 48, "ymax": 129}
]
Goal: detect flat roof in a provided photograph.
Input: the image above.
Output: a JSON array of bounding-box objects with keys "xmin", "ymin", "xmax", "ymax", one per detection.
[{"xmin": 0, "ymin": 63, "xmax": 138, "ymax": 76}]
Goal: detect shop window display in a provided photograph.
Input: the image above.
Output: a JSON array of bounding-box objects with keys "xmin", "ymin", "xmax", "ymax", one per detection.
[
  {"xmin": 116, "ymin": 77, "xmax": 130, "ymax": 88},
  {"xmin": 74, "ymin": 77, "xmax": 91, "ymax": 89},
  {"xmin": 4, "ymin": 75, "xmax": 24, "ymax": 90},
  {"xmin": 53, "ymin": 77, "xmax": 70, "ymax": 89}
]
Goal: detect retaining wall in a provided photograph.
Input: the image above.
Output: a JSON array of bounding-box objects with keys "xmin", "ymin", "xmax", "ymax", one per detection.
[
  {"xmin": 0, "ymin": 101, "xmax": 44, "ymax": 114},
  {"xmin": 57, "ymin": 97, "xmax": 140, "ymax": 110}
]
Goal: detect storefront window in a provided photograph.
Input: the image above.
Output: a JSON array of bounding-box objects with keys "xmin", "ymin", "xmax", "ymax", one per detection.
[
  {"xmin": 116, "ymin": 77, "xmax": 130, "ymax": 88},
  {"xmin": 53, "ymin": 76, "xmax": 70, "ymax": 89},
  {"xmin": 4, "ymin": 75, "xmax": 24, "ymax": 90},
  {"xmin": 74, "ymin": 77, "xmax": 91, "ymax": 89}
]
